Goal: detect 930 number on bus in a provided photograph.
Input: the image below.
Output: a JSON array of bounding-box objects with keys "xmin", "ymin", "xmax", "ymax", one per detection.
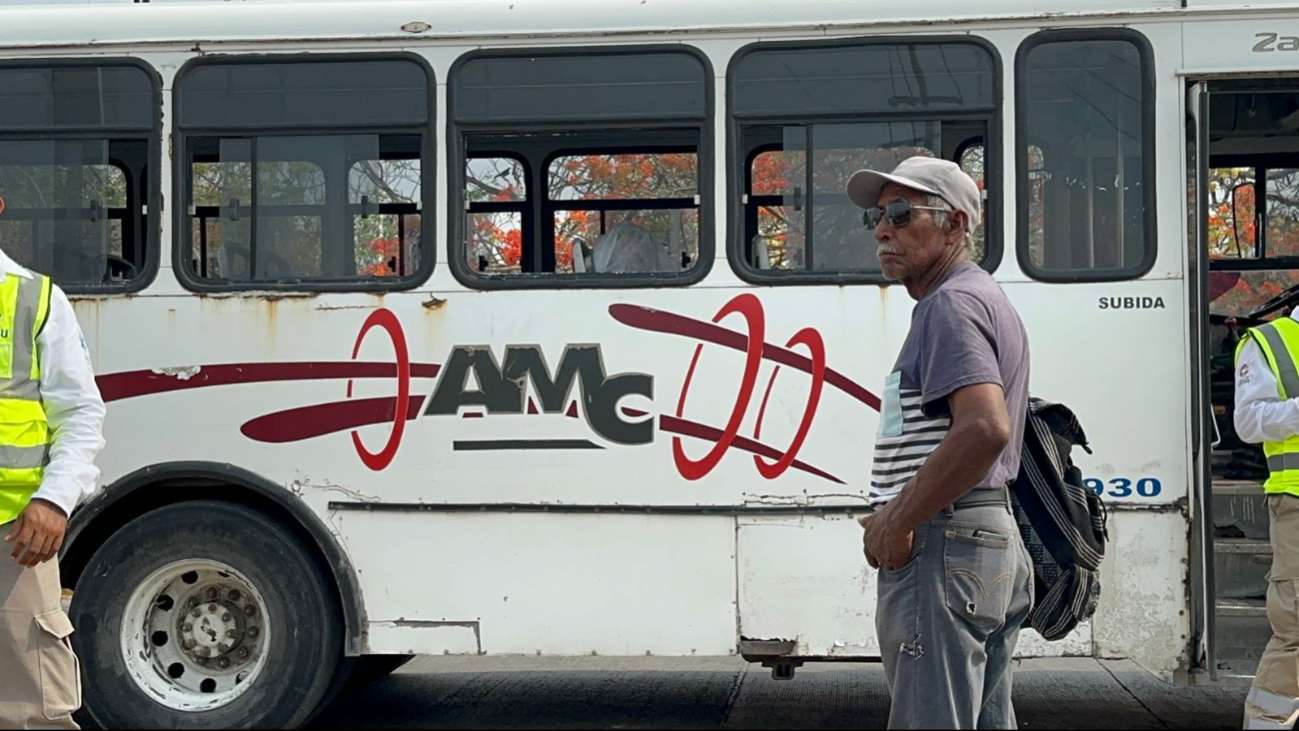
[{"xmin": 1084, "ymin": 477, "xmax": 1162, "ymax": 498}]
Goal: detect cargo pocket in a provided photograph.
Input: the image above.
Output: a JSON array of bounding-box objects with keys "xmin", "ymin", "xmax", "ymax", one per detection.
[
  {"xmin": 943, "ymin": 524, "xmax": 1014, "ymax": 635},
  {"xmin": 35, "ymin": 608, "xmax": 81, "ymax": 721}
]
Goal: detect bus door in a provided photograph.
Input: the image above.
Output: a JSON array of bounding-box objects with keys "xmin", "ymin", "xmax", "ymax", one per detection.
[{"xmin": 1190, "ymin": 77, "xmax": 1299, "ymax": 683}]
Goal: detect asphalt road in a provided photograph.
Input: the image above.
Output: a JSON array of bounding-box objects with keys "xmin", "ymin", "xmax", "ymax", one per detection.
[{"xmin": 316, "ymin": 656, "xmax": 1251, "ymax": 729}]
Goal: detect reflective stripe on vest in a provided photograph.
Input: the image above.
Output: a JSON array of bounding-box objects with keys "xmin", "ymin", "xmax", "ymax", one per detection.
[
  {"xmin": 1239, "ymin": 317, "xmax": 1299, "ymax": 496},
  {"xmin": 0, "ymin": 272, "xmax": 52, "ymax": 525}
]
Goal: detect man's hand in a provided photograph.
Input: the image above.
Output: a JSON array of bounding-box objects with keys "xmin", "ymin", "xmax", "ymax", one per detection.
[
  {"xmin": 857, "ymin": 513, "xmax": 914, "ymax": 570},
  {"xmin": 5, "ymin": 499, "xmax": 67, "ymax": 567}
]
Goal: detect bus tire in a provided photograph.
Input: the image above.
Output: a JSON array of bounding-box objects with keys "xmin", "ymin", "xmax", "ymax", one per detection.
[
  {"xmin": 345, "ymin": 654, "xmax": 415, "ymax": 689},
  {"xmin": 69, "ymin": 500, "xmax": 343, "ymax": 730}
]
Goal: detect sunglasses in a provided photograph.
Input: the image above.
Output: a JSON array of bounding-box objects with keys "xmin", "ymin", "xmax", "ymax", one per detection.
[{"xmin": 862, "ymin": 199, "xmax": 948, "ymax": 230}]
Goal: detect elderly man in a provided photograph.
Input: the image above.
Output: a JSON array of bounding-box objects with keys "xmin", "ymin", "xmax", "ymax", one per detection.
[
  {"xmin": 0, "ymin": 193, "xmax": 107, "ymax": 729},
  {"xmin": 848, "ymin": 157, "xmax": 1033, "ymax": 729}
]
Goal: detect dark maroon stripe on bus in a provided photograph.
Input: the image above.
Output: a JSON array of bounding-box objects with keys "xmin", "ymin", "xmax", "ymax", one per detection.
[
  {"xmin": 240, "ymin": 395, "xmax": 426, "ymax": 443},
  {"xmin": 608, "ymin": 304, "xmax": 879, "ymax": 411},
  {"xmin": 659, "ymin": 414, "xmax": 844, "ymax": 485},
  {"xmin": 98, "ymin": 362, "xmax": 441, "ymax": 403}
]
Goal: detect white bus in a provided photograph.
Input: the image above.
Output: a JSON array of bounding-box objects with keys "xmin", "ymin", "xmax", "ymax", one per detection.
[{"xmin": 0, "ymin": 0, "xmax": 1287, "ymax": 726}]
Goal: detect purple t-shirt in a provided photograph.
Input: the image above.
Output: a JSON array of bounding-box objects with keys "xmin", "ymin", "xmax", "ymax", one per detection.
[{"xmin": 869, "ymin": 262, "xmax": 1030, "ymax": 505}]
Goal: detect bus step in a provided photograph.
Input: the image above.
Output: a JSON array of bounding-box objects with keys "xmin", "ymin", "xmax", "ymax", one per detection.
[
  {"xmin": 1215, "ymin": 539, "xmax": 1272, "ymax": 599},
  {"xmin": 1213, "ymin": 656, "xmax": 1261, "ymax": 683},
  {"xmin": 1213, "ymin": 484, "xmax": 1269, "ymax": 540},
  {"xmin": 1216, "ymin": 597, "xmax": 1271, "ymax": 679},
  {"xmin": 1217, "ymin": 598, "xmax": 1268, "ymax": 618},
  {"xmin": 1215, "ymin": 539, "xmax": 1272, "ymax": 555}
]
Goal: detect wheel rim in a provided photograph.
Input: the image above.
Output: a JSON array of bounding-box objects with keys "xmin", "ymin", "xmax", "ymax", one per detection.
[{"xmin": 120, "ymin": 559, "xmax": 270, "ymax": 711}]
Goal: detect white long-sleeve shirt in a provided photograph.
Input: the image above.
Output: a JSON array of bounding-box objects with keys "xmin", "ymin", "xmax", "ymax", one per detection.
[
  {"xmin": 1235, "ymin": 308, "xmax": 1299, "ymax": 444},
  {"xmin": 0, "ymin": 250, "xmax": 106, "ymax": 518}
]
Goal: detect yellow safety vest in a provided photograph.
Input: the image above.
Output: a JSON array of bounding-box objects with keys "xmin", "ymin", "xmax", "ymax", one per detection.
[
  {"xmin": 1238, "ymin": 316, "xmax": 1299, "ymax": 495},
  {"xmin": 0, "ymin": 272, "xmax": 52, "ymax": 524}
]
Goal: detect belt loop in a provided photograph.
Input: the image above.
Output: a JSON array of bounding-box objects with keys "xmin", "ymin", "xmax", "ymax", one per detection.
[{"xmin": 944, "ymin": 504, "xmax": 955, "ymax": 518}]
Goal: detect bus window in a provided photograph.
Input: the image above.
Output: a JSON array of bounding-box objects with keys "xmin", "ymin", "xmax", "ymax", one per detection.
[
  {"xmin": 959, "ymin": 143, "xmax": 988, "ymax": 262},
  {"xmin": 450, "ymin": 48, "xmax": 711, "ymax": 288},
  {"xmin": 465, "ymin": 156, "xmax": 527, "ymax": 275},
  {"xmin": 548, "ymin": 152, "xmax": 698, "ymax": 274},
  {"xmin": 0, "ymin": 62, "xmax": 157, "ymax": 291},
  {"xmin": 177, "ymin": 56, "xmax": 433, "ymax": 291},
  {"xmin": 730, "ymin": 39, "xmax": 1000, "ymax": 283},
  {"xmin": 1017, "ymin": 30, "xmax": 1155, "ymax": 281},
  {"xmin": 1207, "ymin": 166, "xmax": 1299, "ymax": 319}
]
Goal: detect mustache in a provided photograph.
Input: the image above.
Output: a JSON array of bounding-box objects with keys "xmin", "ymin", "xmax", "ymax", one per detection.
[{"xmin": 877, "ymin": 244, "xmax": 902, "ymax": 256}]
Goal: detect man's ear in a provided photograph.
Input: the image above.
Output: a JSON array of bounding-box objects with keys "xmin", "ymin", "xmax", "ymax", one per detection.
[
  {"xmin": 0, "ymin": 196, "xmax": 6, "ymax": 218},
  {"xmin": 946, "ymin": 210, "xmax": 967, "ymax": 242}
]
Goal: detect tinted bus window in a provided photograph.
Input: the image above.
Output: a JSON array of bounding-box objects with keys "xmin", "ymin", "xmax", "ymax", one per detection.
[
  {"xmin": 0, "ymin": 62, "xmax": 158, "ymax": 291},
  {"xmin": 730, "ymin": 40, "xmax": 999, "ymax": 283},
  {"xmin": 176, "ymin": 56, "xmax": 433, "ymax": 290},
  {"xmin": 1017, "ymin": 31, "xmax": 1155, "ymax": 281},
  {"xmin": 451, "ymin": 47, "xmax": 712, "ymax": 288}
]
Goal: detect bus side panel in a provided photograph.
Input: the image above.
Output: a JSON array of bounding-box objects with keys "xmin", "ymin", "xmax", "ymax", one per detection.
[
  {"xmin": 737, "ymin": 517, "xmax": 1093, "ymax": 659},
  {"xmin": 1094, "ymin": 511, "xmax": 1191, "ymax": 679},
  {"xmin": 333, "ymin": 511, "xmax": 739, "ymax": 656}
]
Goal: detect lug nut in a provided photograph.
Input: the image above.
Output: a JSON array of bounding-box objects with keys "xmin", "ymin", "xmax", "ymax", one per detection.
[
  {"xmin": 206, "ymin": 587, "xmax": 218, "ymax": 599},
  {"xmin": 190, "ymin": 609, "xmax": 201, "ymax": 618},
  {"xmin": 184, "ymin": 639, "xmax": 196, "ymax": 650},
  {"xmin": 218, "ymin": 658, "xmax": 231, "ymax": 669},
  {"xmin": 244, "ymin": 605, "xmax": 256, "ymax": 617},
  {"xmin": 226, "ymin": 630, "xmax": 236, "ymax": 638},
  {"xmin": 229, "ymin": 590, "xmax": 241, "ymax": 601},
  {"xmin": 199, "ymin": 647, "xmax": 210, "ymax": 657},
  {"xmin": 222, "ymin": 613, "xmax": 231, "ymax": 622},
  {"xmin": 237, "ymin": 648, "xmax": 249, "ymax": 659},
  {"xmin": 208, "ymin": 604, "xmax": 217, "ymax": 613},
  {"xmin": 247, "ymin": 627, "xmax": 259, "ymax": 639},
  {"xmin": 218, "ymin": 644, "xmax": 230, "ymax": 654},
  {"xmin": 182, "ymin": 623, "xmax": 192, "ymax": 632},
  {"xmin": 187, "ymin": 598, "xmax": 198, "ymax": 609}
]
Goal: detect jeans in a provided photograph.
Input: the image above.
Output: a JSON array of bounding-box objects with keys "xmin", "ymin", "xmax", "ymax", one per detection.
[{"xmin": 875, "ymin": 500, "xmax": 1033, "ymax": 730}]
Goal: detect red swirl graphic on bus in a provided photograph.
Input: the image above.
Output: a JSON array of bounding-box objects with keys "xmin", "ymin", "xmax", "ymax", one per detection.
[
  {"xmin": 608, "ymin": 294, "xmax": 877, "ymax": 484},
  {"xmin": 667, "ymin": 294, "xmax": 826, "ymax": 482},
  {"xmin": 348, "ymin": 308, "xmax": 411, "ymax": 471}
]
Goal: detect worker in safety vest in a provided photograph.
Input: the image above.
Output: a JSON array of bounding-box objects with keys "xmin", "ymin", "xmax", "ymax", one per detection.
[
  {"xmin": 0, "ymin": 193, "xmax": 107, "ymax": 729},
  {"xmin": 1236, "ymin": 306, "xmax": 1299, "ymax": 729}
]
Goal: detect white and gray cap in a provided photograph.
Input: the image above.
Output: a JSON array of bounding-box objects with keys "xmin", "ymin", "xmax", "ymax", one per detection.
[{"xmin": 845, "ymin": 156, "xmax": 982, "ymax": 233}]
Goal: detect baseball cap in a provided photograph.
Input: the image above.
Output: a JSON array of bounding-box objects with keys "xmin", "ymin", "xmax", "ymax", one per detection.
[{"xmin": 845, "ymin": 156, "xmax": 982, "ymax": 233}]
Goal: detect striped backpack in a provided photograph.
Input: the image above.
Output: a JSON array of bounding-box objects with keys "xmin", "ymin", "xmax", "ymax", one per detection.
[{"xmin": 1011, "ymin": 398, "xmax": 1109, "ymax": 641}]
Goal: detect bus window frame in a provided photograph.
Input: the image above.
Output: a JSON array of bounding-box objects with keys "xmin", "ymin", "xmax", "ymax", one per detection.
[
  {"xmin": 171, "ymin": 52, "xmax": 437, "ymax": 294},
  {"xmin": 0, "ymin": 57, "xmax": 162, "ymax": 296},
  {"xmin": 725, "ymin": 35, "xmax": 1004, "ymax": 286},
  {"xmin": 464, "ymin": 151, "xmax": 532, "ymax": 275},
  {"xmin": 1014, "ymin": 28, "xmax": 1157, "ymax": 284},
  {"xmin": 447, "ymin": 44, "xmax": 716, "ymax": 291}
]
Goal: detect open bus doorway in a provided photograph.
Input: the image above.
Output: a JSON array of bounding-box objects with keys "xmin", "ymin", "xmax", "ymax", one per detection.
[{"xmin": 1199, "ymin": 80, "xmax": 1299, "ymax": 681}]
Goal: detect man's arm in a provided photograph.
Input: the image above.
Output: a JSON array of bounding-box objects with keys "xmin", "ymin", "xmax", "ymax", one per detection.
[
  {"xmin": 876, "ymin": 384, "xmax": 1010, "ymax": 528},
  {"xmin": 861, "ymin": 383, "xmax": 1011, "ymax": 569},
  {"xmin": 1234, "ymin": 336, "xmax": 1299, "ymax": 444},
  {"xmin": 5, "ymin": 285, "xmax": 105, "ymax": 566}
]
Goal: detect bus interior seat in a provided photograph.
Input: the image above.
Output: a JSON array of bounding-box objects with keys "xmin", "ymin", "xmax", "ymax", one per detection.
[{"xmin": 590, "ymin": 223, "xmax": 673, "ymax": 274}]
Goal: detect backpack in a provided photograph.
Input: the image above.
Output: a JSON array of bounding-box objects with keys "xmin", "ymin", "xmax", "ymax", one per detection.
[{"xmin": 1010, "ymin": 397, "xmax": 1109, "ymax": 641}]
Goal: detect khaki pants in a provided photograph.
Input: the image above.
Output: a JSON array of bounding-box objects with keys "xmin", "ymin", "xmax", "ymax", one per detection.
[
  {"xmin": 0, "ymin": 552, "xmax": 81, "ymax": 730},
  {"xmin": 1248, "ymin": 495, "xmax": 1299, "ymax": 729}
]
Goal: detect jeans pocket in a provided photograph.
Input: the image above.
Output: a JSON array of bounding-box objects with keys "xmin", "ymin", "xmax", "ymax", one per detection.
[
  {"xmin": 943, "ymin": 523, "xmax": 1014, "ymax": 635},
  {"xmin": 880, "ymin": 522, "xmax": 928, "ymax": 577},
  {"xmin": 35, "ymin": 608, "xmax": 81, "ymax": 721}
]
